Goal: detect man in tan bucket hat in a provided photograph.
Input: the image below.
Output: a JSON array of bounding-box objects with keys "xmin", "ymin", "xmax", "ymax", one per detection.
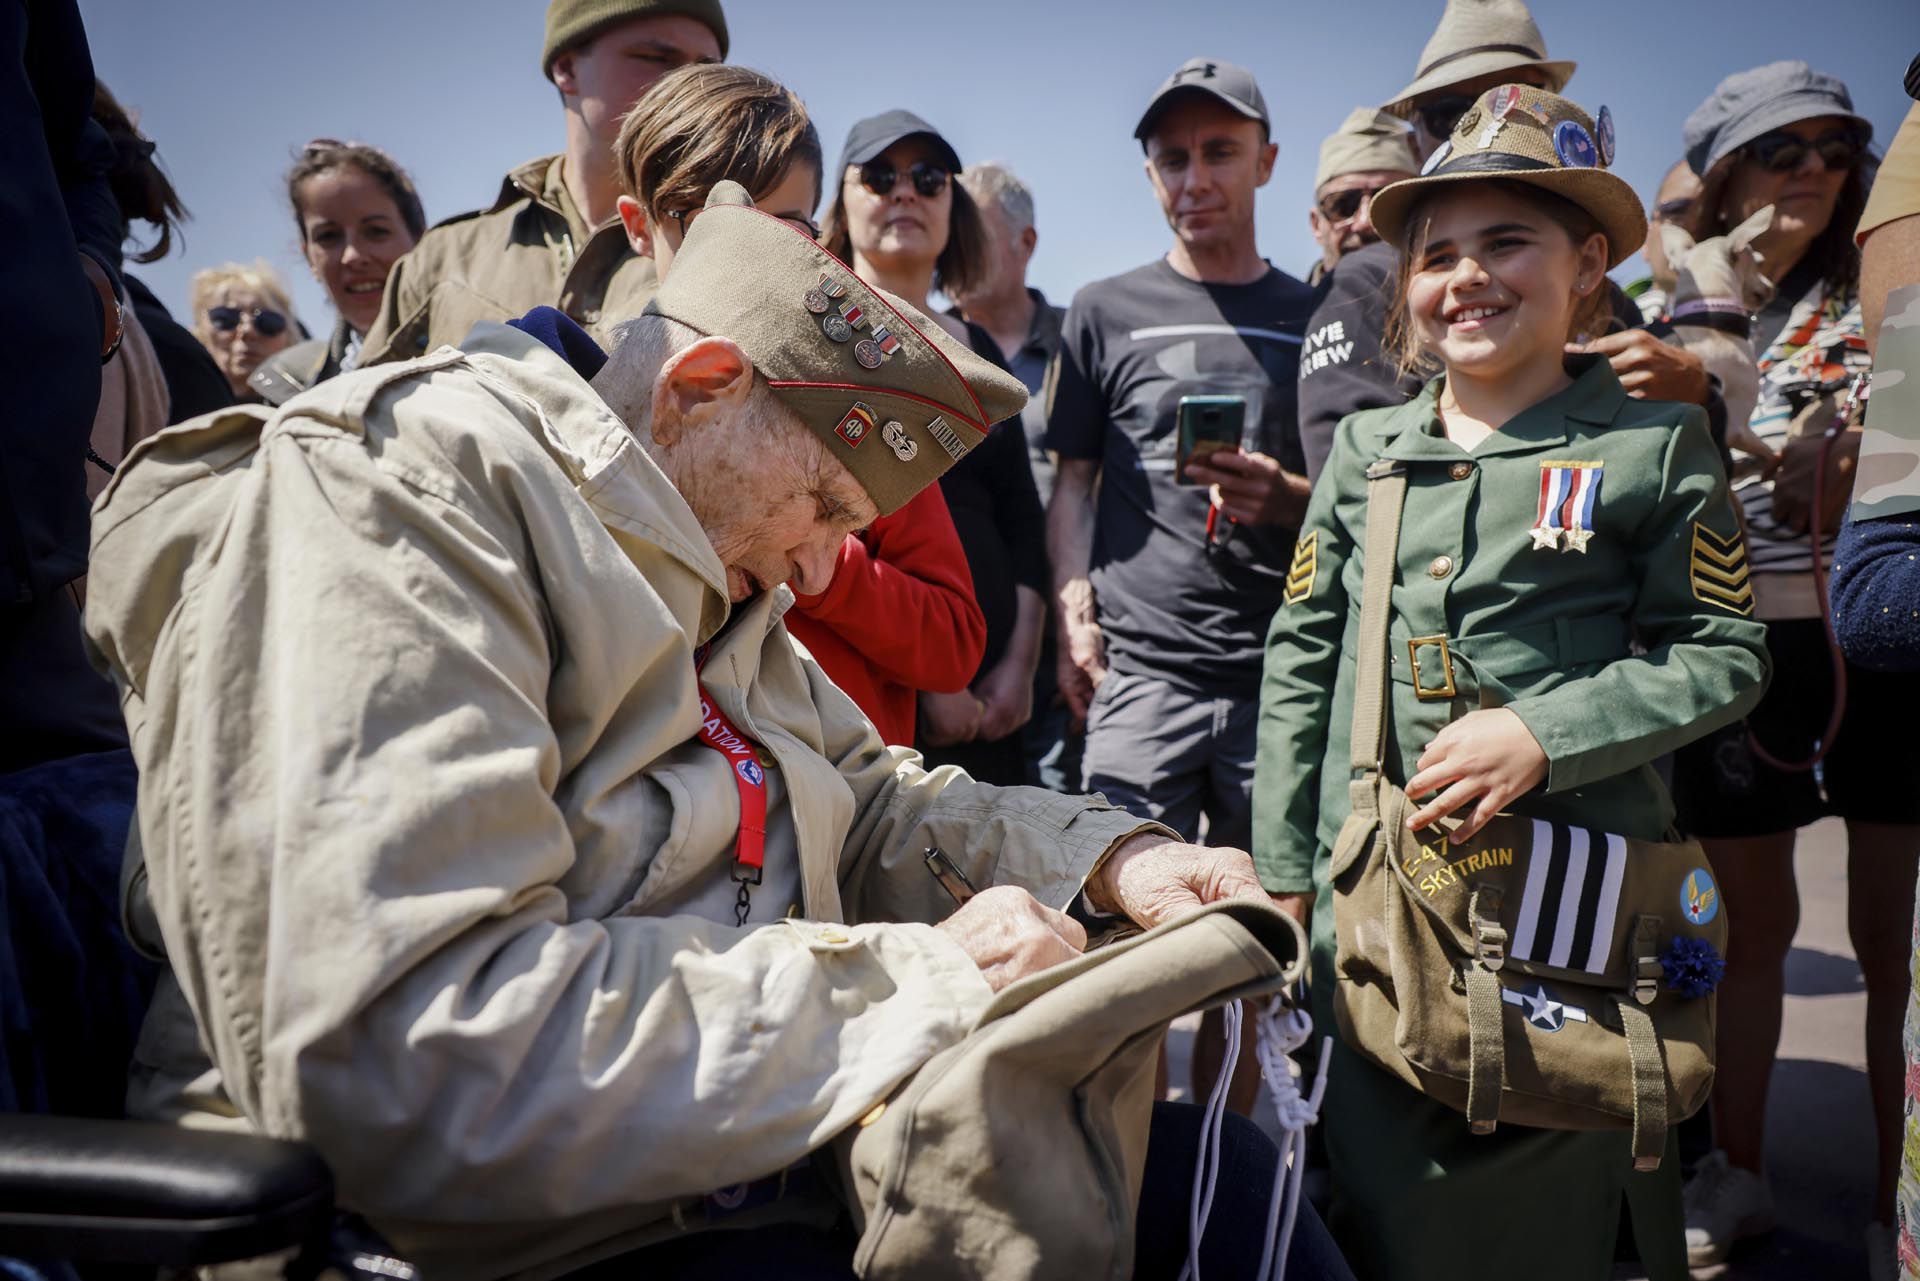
[
  {"xmin": 81, "ymin": 182, "xmax": 1298, "ymax": 1277},
  {"xmin": 1383, "ymin": 0, "xmax": 1574, "ymax": 162},
  {"xmin": 1297, "ymin": 0, "xmax": 1715, "ymax": 482}
]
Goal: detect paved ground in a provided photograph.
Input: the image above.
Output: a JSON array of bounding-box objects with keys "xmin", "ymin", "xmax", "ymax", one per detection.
[{"xmin": 1168, "ymin": 816, "xmax": 1884, "ymax": 1279}]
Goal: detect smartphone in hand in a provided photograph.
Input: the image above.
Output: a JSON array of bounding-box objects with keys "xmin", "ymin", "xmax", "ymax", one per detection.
[{"xmin": 1175, "ymin": 395, "xmax": 1247, "ymax": 486}]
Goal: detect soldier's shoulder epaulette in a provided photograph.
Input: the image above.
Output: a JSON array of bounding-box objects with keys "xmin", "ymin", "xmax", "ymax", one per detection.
[{"xmin": 427, "ymin": 206, "xmax": 487, "ymax": 232}]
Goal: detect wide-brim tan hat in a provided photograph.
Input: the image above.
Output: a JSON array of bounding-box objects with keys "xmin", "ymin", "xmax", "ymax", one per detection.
[
  {"xmin": 1383, "ymin": 0, "xmax": 1574, "ymax": 118},
  {"xmin": 1371, "ymin": 85, "xmax": 1647, "ymax": 269}
]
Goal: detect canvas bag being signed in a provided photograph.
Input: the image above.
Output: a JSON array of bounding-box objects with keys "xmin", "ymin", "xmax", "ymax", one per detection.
[
  {"xmin": 831, "ymin": 899, "xmax": 1305, "ymax": 1281},
  {"xmin": 1330, "ymin": 459, "xmax": 1729, "ymax": 1170}
]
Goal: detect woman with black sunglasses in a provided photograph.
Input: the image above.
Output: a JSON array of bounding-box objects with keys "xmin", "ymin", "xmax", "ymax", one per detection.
[
  {"xmin": 1667, "ymin": 62, "xmax": 1907, "ymax": 1275},
  {"xmin": 188, "ymin": 260, "xmax": 301, "ymax": 401},
  {"xmin": 821, "ymin": 112, "xmax": 1047, "ymax": 787}
]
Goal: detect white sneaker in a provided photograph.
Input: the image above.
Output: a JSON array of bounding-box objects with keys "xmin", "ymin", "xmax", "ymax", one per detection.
[
  {"xmin": 1682, "ymin": 1150, "xmax": 1775, "ymax": 1266},
  {"xmin": 1864, "ymin": 1219, "xmax": 1896, "ymax": 1281}
]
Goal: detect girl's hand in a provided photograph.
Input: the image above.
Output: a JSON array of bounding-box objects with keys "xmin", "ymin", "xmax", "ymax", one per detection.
[{"xmin": 1404, "ymin": 709, "xmax": 1549, "ymax": 843}]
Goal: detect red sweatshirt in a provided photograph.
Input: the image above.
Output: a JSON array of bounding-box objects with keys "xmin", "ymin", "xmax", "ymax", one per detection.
[{"xmin": 786, "ymin": 484, "xmax": 985, "ymax": 746}]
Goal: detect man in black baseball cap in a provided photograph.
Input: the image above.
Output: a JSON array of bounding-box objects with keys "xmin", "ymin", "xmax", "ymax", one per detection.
[
  {"xmin": 1134, "ymin": 56, "xmax": 1270, "ymax": 144},
  {"xmin": 1048, "ymin": 54, "xmax": 1315, "ymax": 1119}
]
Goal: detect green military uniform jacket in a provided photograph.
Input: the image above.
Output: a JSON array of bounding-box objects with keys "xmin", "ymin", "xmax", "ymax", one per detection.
[
  {"xmin": 358, "ymin": 155, "xmax": 657, "ymax": 366},
  {"xmin": 1254, "ymin": 356, "xmax": 1770, "ymax": 899}
]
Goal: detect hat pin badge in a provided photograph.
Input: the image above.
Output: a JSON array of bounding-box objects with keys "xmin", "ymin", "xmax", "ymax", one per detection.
[
  {"xmin": 1479, "ymin": 84, "xmax": 1521, "ymax": 148},
  {"xmin": 1595, "ymin": 105, "xmax": 1617, "ymax": 168},
  {"xmin": 854, "ymin": 337, "xmax": 884, "ymax": 370},
  {"xmin": 1553, "ymin": 119, "xmax": 1598, "ymax": 169},
  {"xmin": 881, "ymin": 419, "xmax": 918, "ymax": 461}
]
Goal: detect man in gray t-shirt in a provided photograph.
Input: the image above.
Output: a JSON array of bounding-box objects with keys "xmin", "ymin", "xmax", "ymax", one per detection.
[{"xmin": 1045, "ymin": 57, "xmax": 1314, "ymax": 1115}]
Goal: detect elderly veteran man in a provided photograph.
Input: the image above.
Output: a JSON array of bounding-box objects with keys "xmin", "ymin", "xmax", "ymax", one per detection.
[
  {"xmin": 357, "ymin": 0, "xmax": 724, "ymax": 365},
  {"xmin": 80, "ymin": 185, "xmax": 1324, "ymax": 1279}
]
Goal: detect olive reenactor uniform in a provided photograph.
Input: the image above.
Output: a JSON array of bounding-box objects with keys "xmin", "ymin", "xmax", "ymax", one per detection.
[
  {"xmin": 356, "ymin": 154, "xmax": 657, "ymax": 366},
  {"xmin": 1255, "ymin": 359, "xmax": 1768, "ymax": 1281}
]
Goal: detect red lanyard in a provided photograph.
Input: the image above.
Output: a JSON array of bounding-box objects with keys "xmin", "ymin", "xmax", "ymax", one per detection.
[{"xmin": 694, "ymin": 646, "xmax": 768, "ymax": 923}]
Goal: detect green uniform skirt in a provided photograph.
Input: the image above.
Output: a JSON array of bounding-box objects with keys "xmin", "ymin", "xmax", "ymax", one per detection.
[{"xmin": 1308, "ymin": 847, "xmax": 1687, "ymax": 1281}]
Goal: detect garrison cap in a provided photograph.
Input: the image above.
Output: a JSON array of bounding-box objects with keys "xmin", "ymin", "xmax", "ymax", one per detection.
[
  {"xmin": 542, "ymin": 0, "xmax": 729, "ymax": 78},
  {"xmin": 1315, "ymin": 108, "xmax": 1419, "ymax": 191},
  {"xmin": 645, "ymin": 182, "xmax": 1026, "ymax": 517}
]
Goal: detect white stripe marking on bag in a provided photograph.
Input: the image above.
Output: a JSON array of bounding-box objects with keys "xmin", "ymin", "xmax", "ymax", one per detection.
[
  {"xmin": 1584, "ymin": 834, "xmax": 1628, "ymax": 975},
  {"xmin": 1511, "ymin": 818, "xmax": 1555, "ymax": 961},
  {"xmin": 1547, "ymin": 827, "xmax": 1590, "ymax": 970}
]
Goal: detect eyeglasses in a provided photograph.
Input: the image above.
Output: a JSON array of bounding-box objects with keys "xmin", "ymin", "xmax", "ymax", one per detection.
[
  {"xmin": 1413, "ymin": 96, "xmax": 1475, "ymax": 141},
  {"xmin": 857, "ymin": 158, "xmax": 950, "ymax": 199},
  {"xmin": 1317, "ymin": 185, "xmax": 1392, "ymax": 222},
  {"xmin": 665, "ymin": 205, "xmax": 821, "ymax": 242},
  {"xmin": 1741, "ymin": 127, "xmax": 1867, "ymax": 174},
  {"xmin": 207, "ymin": 305, "xmax": 288, "ymax": 337}
]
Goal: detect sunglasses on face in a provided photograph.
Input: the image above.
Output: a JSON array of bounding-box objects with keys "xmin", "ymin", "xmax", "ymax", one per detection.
[
  {"xmin": 666, "ymin": 205, "xmax": 821, "ymax": 242},
  {"xmin": 857, "ymin": 158, "xmax": 949, "ymax": 199},
  {"xmin": 1741, "ymin": 127, "xmax": 1866, "ymax": 174},
  {"xmin": 207, "ymin": 305, "xmax": 288, "ymax": 337},
  {"xmin": 1414, "ymin": 96, "xmax": 1475, "ymax": 141},
  {"xmin": 1317, "ymin": 185, "xmax": 1391, "ymax": 222}
]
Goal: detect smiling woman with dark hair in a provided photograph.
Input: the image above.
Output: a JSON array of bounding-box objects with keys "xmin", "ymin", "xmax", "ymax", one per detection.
[{"xmin": 250, "ymin": 140, "xmax": 425, "ymax": 404}]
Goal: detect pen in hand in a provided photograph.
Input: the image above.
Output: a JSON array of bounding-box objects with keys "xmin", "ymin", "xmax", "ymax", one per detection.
[{"xmin": 924, "ymin": 846, "xmax": 977, "ymax": 907}]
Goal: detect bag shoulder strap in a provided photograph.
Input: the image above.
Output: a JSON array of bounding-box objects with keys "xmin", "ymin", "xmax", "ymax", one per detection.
[{"xmin": 1350, "ymin": 459, "xmax": 1409, "ymax": 777}]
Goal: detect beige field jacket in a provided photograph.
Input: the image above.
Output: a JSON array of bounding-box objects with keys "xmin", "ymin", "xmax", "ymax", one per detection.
[{"xmin": 83, "ymin": 323, "xmax": 1154, "ymax": 1280}]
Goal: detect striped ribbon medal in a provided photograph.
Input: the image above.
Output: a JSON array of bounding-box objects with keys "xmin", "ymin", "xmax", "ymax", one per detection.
[{"xmin": 1529, "ymin": 460, "xmax": 1603, "ymax": 553}]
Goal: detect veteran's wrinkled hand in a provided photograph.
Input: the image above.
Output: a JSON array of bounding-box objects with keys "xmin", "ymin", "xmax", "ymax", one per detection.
[
  {"xmin": 1087, "ymin": 833, "xmax": 1268, "ymax": 930},
  {"xmin": 937, "ymin": 885, "xmax": 1088, "ymax": 992}
]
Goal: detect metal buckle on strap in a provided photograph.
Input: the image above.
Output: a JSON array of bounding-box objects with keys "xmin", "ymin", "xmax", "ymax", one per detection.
[{"xmin": 1407, "ymin": 634, "xmax": 1457, "ymax": 700}]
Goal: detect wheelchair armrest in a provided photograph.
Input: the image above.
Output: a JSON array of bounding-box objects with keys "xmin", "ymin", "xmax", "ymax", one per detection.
[{"xmin": 0, "ymin": 1113, "xmax": 334, "ymax": 1266}]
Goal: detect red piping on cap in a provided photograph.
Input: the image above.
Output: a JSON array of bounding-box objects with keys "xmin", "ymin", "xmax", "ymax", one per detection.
[{"xmin": 766, "ymin": 379, "xmax": 988, "ymax": 436}]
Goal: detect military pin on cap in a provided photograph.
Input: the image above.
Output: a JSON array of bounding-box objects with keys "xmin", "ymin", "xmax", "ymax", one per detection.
[
  {"xmin": 854, "ymin": 338, "xmax": 883, "ymax": 369},
  {"xmin": 1479, "ymin": 84, "xmax": 1520, "ymax": 148},
  {"xmin": 822, "ymin": 314, "xmax": 854, "ymax": 342},
  {"xmin": 803, "ymin": 286, "xmax": 830, "ymax": 315},
  {"xmin": 1595, "ymin": 106, "xmax": 1617, "ymax": 168}
]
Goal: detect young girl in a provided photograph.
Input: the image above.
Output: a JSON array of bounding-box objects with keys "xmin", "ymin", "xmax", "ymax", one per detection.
[{"xmin": 1253, "ymin": 87, "xmax": 1770, "ymax": 1281}]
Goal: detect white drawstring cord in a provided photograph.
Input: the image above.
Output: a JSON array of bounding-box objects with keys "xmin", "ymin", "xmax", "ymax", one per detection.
[
  {"xmin": 1177, "ymin": 999, "xmax": 1244, "ymax": 1281},
  {"xmin": 1252, "ymin": 994, "xmax": 1332, "ymax": 1281},
  {"xmin": 1178, "ymin": 993, "xmax": 1331, "ymax": 1281}
]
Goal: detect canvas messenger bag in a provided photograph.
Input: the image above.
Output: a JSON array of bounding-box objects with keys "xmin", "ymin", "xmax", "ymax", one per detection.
[
  {"xmin": 831, "ymin": 898, "xmax": 1306, "ymax": 1281},
  {"xmin": 1329, "ymin": 458, "xmax": 1729, "ymax": 1170}
]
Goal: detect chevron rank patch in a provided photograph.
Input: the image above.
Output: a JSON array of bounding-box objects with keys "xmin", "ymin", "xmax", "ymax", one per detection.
[
  {"xmin": 1284, "ymin": 531, "xmax": 1317, "ymax": 605},
  {"xmin": 1689, "ymin": 522, "xmax": 1754, "ymax": 615}
]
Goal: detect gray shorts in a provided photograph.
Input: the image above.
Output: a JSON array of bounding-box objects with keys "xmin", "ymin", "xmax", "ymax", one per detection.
[{"xmin": 1080, "ymin": 669, "xmax": 1254, "ymax": 848}]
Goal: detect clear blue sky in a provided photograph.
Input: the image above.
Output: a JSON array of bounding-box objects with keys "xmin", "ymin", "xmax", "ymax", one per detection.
[{"xmin": 80, "ymin": 0, "xmax": 1920, "ymax": 335}]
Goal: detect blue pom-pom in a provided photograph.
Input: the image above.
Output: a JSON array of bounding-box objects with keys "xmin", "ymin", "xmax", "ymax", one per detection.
[{"xmin": 1661, "ymin": 936, "xmax": 1725, "ymax": 998}]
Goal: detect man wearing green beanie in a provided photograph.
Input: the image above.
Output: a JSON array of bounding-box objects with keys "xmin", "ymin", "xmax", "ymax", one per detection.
[{"xmin": 358, "ymin": 0, "xmax": 726, "ymax": 366}]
